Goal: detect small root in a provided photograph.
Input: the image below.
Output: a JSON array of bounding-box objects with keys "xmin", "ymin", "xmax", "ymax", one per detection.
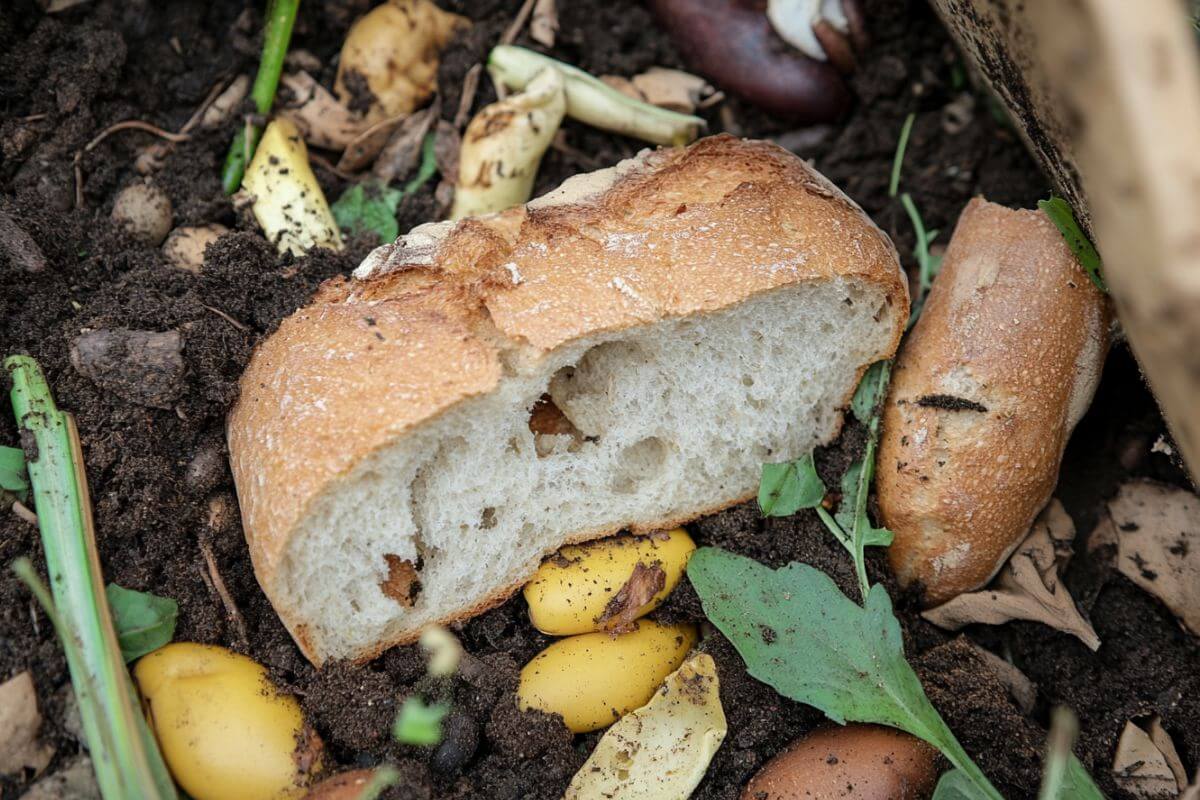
[
  {"xmin": 12, "ymin": 500, "xmax": 38, "ymax": 526},
  {"xmin": 201, "ymin": 304, "xmax": 250, "ymax": 332},
  {"xmin": 199, "ymin": 538, "xmax": 250, "ymax": 649}
]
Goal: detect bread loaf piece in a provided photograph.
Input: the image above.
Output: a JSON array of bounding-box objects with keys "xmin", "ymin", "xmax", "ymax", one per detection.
[
  {"xmin": 879, "ymin": 197, "xmax": 1110, "ymax": 605},
  {"xmin": 228, "ymin": 135, "xmax": 909, "ymax": 664}
]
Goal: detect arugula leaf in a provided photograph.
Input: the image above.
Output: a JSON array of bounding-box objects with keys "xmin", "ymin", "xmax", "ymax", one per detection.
[
  {"xmin": 758, "ymin": 452, "xmax": 825, "ymax": 517},
  {"xmin": 1038, "ymin": 197, "xmax": 1106, "ymax": 293},
  {"xmin": 851, "ymin": 361, "xmax": 890, "ymax": 424},
  {"xmin": 0, "ymin": 444, "xmax": 29, "ymax": 501},
  {"xmin": 687, "ymin": 548, "xmax": 1003, "ymax": 800},
  {"xmin": 105, "ymin": 584, "xmax": 178, "ymax": 662},
  {"xmin": 934, "ymin": 769, "xmax": 991, "ymax": 799},
  {"xmin": 333, "ymin": 182, "xmax": 404, "ymax": 244},
  {"xmin": 901, "ymin": 193, "xmax": 944, "ymax": 328},
  {"xmin": 393, "ymin": 697, "xmax": 448, "ymax": 746}
]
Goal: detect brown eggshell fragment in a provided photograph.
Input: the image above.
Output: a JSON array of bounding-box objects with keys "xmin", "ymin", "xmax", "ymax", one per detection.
[
  {"xmin": 650, "ymin": 0, "xmax": 851, "ymax": 123},
  {"xmin": 741, "ymin": 724, "xmax": 939, "ymax": 800}
]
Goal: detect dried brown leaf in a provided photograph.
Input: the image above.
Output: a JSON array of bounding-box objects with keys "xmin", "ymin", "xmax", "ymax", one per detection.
[
  {"xmin": 596, "ymin": 561, "xmax": 666, "ymax": 633},
  {"xmin": 372, "ymin": 103, "xmax": 439, "ymax": 184},
  {"xmin": 201, "ymin": 75, "xmax": 251, "ymax": 129},
  {"xmin": 433, "ymin": 119, "xmax": 462, "ymax": 185},
  {"xmin": 630, "ymin": 68, "xmax": 714, "ymax": 115},
  {"xmin": 1107, "ymin": 480, "xmax": 1200, "ymax": 635},
  {"xmin": 277, "ymin": 71, "xmax": 369, "ymax": 151},
  {"xmin": 965, "ymin": 642, "xmax": 1036, "ymax": 715},
  {"xmin": 1113, "ymin": 720, "xmax": 1179, "ymax": 799},
  {"xmin": 337, "ymin": 113, "xmax": 409, "ymax": 173},
  {"xmin": 599, "ymin": 75, "xmax": 644, "ymax": 101},
  {"xmin": 530, "ymin": 0, "xmax": 559, "ymax": 47},
  {"xmin": 0, "ymin": 672, "xmax": 54, "ymax": 777},
  {"xmin": 923, "ymin": 500, "xmax": 1101, "ymax": 649},
  {"xmin": 1148, "ymin": 716, "xmax": 1188, "ymax": 790}
]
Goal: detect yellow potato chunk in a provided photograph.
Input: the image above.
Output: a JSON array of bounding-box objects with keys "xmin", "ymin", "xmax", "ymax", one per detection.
[
  {"xmin": 524, "ymin": 528, "xmax": 696, "ymax": 636},
  {"xmin": 134, "ymin": 642, "xmax": 320, "ymax": 800},
  {"xmin": 517, "ymin": 621, "xmax": 697, "ymax": 733}
]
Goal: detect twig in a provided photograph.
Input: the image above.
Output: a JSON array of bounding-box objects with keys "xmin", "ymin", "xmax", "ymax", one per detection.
[
  {"xmin": 18, "ymin": 113, "xmax": 48, "ymax": 123},
  {"xmin": 501, "ymin": 0, "xmax": 537, "ymax": 46},
  {"xmin": 12, "ymin": 500, "xmax": 39, "ymax": 525},
  {"xmin": 199, "ymin": 539, "xmax": 250, "ymax": 649},
  {"xmin": 200, "ymin": 304, "xmax": 250, "ymax": 332},
  {"xmin": 454, "ymin": 64, "xmax": 483, "ymax": 129}
]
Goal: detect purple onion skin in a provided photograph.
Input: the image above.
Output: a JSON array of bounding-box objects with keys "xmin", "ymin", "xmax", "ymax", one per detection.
[{"xmin": 651, "ymin": 0, "xmax": 853, "ymax": 124}]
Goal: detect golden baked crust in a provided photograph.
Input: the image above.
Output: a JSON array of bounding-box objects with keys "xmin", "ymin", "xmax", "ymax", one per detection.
[
  {"xmin": 228, "ymin": 135, "xmax": 909, "ymax": 661},
  {"xmin": 879, "ymin": 197, "xmax": 1111, "ymax": 605}
]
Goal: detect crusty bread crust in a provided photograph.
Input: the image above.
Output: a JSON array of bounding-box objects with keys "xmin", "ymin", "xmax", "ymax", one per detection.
[
  {"xmin": 228, "ymin": 135, "xmax": 909, "ymax": 663},
  {"xmin": 878, "ymin": 197, "xmax": 1111, "ymax": 606}
]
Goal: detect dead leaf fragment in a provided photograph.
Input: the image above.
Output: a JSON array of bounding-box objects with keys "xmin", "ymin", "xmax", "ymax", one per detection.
[
  {"xmin": 201, "ymin": 75, "xmax": 251, "ymax": 130},
  {"xmin": 0, "ymin": 671, "xmax": 54, "ymax": 777},
  {"xmin": 1113, "ymin": 720, "xmax": 1179, "ymax": 798},
  {"xmin": 1148, "ymin": 716, "xmax": 1188, "ymax": 790},
  {"xmin": 337, "ymin": 113, "xmax": 410, "ymax": 173},
  {"xmin": 596, "ymin": 561, "xmax": 667, "ymax": 632},
  {"xmin": 630, "ymin": 68, "xmax": 715, "ymax": 115},
  {"xmin": 373, "ymin": 103, "xmax": 439, "ymax": 184},
  {"xmin": 530, "ymin": 0, "xmax": 558, "ymax": 47},
  {"xmin": 599, "ymin": 75, "xmax": 643, "ymax": 101},
  {"xmin": 38, "ymin": 0, "xmax": 89, "ymax": 11},
  {"xmin": 923, "ymin": 500, "xmax": 1101, "ymax": 650},
  {"xmin": 1107, "ymin": 480, "xmax": 1200, "ymax": 636},
  {"xmin": 278, "ymin": 71, "xmax": 370, "ymax": 151},
  {"xmin": 20, "ymin": 757, "xmax": 100, "ymax": 800},
  {"xmin": 433, "ymin": 119, "xmax": 462, "ymax": 186}
]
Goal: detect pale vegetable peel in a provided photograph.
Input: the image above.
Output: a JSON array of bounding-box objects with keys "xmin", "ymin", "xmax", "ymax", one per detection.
[
  {"xmin": 450, "ymin": 66, "xmax": 566, "ymax": 220},
  {"xmin": 487, "ymin": 45, "xmax": 705, "ymax": 147},
  {"xmin": 335, "ymin": 0, "xmax": 469, "ymax": 125},
  {"xmin": 565, "ymin": 653, "xmax": 726, "ymax": 800},
  {"xmin": 243, "ymin": 118, "xmax": 344, "ymax": 256}
]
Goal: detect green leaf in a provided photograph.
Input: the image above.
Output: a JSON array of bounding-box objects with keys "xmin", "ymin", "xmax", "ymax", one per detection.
[
  {"xmin": 934, "ymin": 769, "xmax": 991, "ymax": 799},
  {"xmin": 393, "ymin": 697, "xmax": 448, "ymax": 746},
  {"xmin": 850, "ymin": 361, "xmax": 889, "ymax": 424},
  {"xmin": 0, "ymin": 444, "xmax": 29, "ymax": 501},
  {"xmin": 333, "ymin": 182, "xmax": 404, "ymax": 244},
  {"xmin": 105, "ymin": 584, "xmax": 178, "ymax": 662},
  {"xmin": 1038, "ymin": 197, "xmax": 1106, "ymax": 293},
  {"xmin": 758, "ymin": 452, "xmax": 825, "ymax": 517},
  {"xmin": 687, "ymin": 548, "xmax": 1003, "ymax": 800}
]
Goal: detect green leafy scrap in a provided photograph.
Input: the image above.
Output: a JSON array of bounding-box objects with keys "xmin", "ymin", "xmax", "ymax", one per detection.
[
  {"xmin": 758, "ymin": 452, "xmax": 825, "ymax": 517},
  {"xmin": 0, "ymin": 444, "xmax": 29, "ymax": 501},
  {"xmin": 403, "ymin": 132, "xmax": 439, "ymax": 196},
  {"xmin": 1038, "ymin": 197, "xmax": 1106, "ymax": 293},
  {"xmin": 933, "ymin": 769, "xmax": 989, "ymax": 799},
  {"xmin": 687, "ymin": 548, "xmax": 1004, "ymax": 800},
  {"xmin": 393, "ymin": 697, "xmax": 448, "ymax": 746},
  {"xmin": 333, "ymin": 182, "xmax": 405, "ymax": 245},
  {"xmin": 105, "ymin": 584, "xmax": 178, "ymax": 662}
]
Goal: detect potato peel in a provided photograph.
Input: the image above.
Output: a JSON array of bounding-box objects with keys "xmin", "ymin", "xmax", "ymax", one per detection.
[
  {"xmin": 564, "ymin": 653, "xmax": 726, "ymax": 800},
  {"xmin": 243, "ymin": 118, "xmax": 344, "ymax": 256}
]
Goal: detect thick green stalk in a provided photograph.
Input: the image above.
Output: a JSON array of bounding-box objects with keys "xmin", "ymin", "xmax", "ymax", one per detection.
[
  {"xmin": 6, "ymin": 355, "xmax": 176, "ymax": 800},
  {"xmin": 221, "ymin": 0, "xmax": 301, "ymax": 194},
  {"xmin": 488, "ymin": 45, "xmax": 705, "ymax": 147}
]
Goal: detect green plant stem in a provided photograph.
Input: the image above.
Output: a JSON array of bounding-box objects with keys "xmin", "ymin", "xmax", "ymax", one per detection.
[
  {"xmin": 221, "ymin": 0, "xmax": 301, "ymax": 194},
  {"xmin": 889, "ymin": 113, "xmax": 915, "ymax": 198},
  {"xmin": 919, "ymin": 716, "xmax": 1006, "ymax": 800},
  {"xmin": 6, "ymin": 355, "xmax": 176, "ymax": 800}
]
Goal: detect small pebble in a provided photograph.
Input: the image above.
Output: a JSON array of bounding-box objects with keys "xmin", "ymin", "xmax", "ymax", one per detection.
[
  {"xmin": 112, "ymin": 181, "xmax": 172, "ymax": 246},
  {"xmin": 163, "ymin": 224, "xmax": 228, "ymax": 273},
  {"xmin": 431, "ymin": 711, "xmax": 479, "ymax": 775}
]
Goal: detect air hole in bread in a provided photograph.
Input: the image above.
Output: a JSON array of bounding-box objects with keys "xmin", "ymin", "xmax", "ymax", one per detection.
[
  {"xmin": 480, "ymin": 507, "xmax": 497, "ymax": 529},
  {"xmin": 609, "ymin": 437, "xmax": 670, "ymax": 494}
]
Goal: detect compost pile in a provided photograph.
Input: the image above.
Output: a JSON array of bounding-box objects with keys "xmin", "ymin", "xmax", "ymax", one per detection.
[{"xmin": 1, "ymin": 1, "xmax": 1198, "ymax": 799}]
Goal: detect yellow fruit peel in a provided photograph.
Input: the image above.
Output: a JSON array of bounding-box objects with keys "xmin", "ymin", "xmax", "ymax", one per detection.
[{"xmin": 564, "ymin": 653, "xmax": 727, "ymax": 800}]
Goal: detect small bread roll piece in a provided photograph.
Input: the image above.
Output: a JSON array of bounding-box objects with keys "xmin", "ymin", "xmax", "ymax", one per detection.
[{"xmin": 879, "ymin": 197, "xmax": 1110, "ymax": 605}]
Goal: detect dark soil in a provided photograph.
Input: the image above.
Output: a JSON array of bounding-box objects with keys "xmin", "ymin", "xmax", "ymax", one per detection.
[{"xmin": 1, "ymin": 1, "xmax": 1196, "ymax": 799}]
